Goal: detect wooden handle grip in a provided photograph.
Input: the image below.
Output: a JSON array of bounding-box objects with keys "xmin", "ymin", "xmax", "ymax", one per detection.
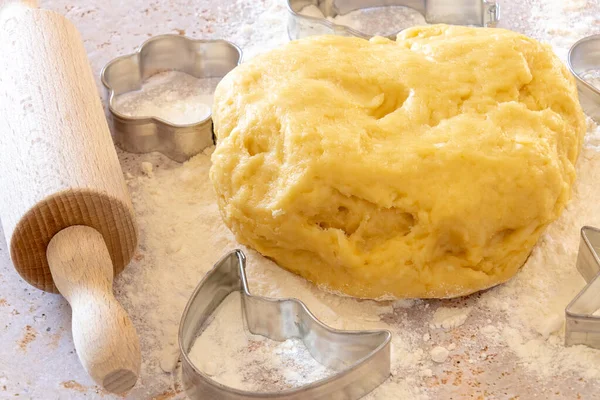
[{"xmin": 47, "ymin": 226, "xmax": 141, "ymax": 393}]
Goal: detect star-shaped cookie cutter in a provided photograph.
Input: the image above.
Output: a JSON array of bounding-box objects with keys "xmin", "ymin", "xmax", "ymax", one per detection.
[
  {"xmin": 565, "ymin": 226, "xmax": 600, "ymax": 349},
  {"xmin": 179, "ymin": 250, "xmax": 392, "ymax": 399}
]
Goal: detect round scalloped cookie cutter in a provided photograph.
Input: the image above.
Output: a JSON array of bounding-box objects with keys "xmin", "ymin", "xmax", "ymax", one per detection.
[
  {"xmin": 178, "ymin": 250, "xmax": 392, "ymax": 400},
  {"xmin": 101, "ymin": 35, "xmax": 242, "ymax": 162},
  {"xmin": 286, "ymin": 0, "xmax": 500, "ymax": 40}
]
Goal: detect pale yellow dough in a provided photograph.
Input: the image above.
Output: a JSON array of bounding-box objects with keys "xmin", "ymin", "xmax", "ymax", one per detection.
[{"xmin": 210, "ymin": 25, "xmax": 586, "ymax": 299}]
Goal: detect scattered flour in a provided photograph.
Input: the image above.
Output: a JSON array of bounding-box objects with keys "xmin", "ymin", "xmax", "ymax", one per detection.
[
  {"xmin": 430, "ymin": 346, "xmax": 449, "ymax": 363},
  {"xmin": 527, "ymin": 0, "xmax": 598, "ymax": 61},
  {"xmin": 140, "ymin": 161, "xmax": 154, "ymax": 177},
  {"xmin": 582, "ymin": 69, "xmax": 600, "ymax": 90},
  {"xmin": 188, "ymin": 292, "xmax": 334, "ymax": 391},
  {"xmin": 158, "ymin": 345, "xmax": 180, "ymax": 373},
  {"xmin": 299, "ymin": 4, "xmax": 426, "ymax": 38},
  {"xmin": 393, "ymin": 299, "xmax": 416, "ymax": 309},
  {"xmin": 429, "ymin": 307, "xmax": 471, "ymax": 330},
  {"xmin": 112, "ymin": 71, "xmax": 217, "ymax": 125},
  {"xmin": 535, "ymin": 313, "xmax": 564, "ymax": 339}
]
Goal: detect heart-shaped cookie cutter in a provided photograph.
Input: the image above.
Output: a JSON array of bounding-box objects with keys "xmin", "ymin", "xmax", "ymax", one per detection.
[
  {"xmin": 101, "ymin": 35, "xmax": 242, "ymax": 162},
  {"xmin": 565, "ymin": 226, "xmax": 600, "ymax": 349},
  {"xmin": 179, "ymin": 250, "xmax": 392, "ymax": 399},
  {"xmin": 286, "ymin": 0, "xmax": 500, "ymax": 40},
  {"xmin": 568, "ymin": 34, "xmax": 600, "ymax": 123}
]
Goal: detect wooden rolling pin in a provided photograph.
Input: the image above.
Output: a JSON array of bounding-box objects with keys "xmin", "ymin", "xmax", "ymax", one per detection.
[{"xmin": 0, "ymin": 2, "xmax": 141, "ymax": 394}]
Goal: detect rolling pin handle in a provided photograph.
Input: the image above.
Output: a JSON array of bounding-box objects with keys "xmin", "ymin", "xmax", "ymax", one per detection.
[{"xmin": 46, "ymin": 226, "xmax": 141, "ymax": 394}]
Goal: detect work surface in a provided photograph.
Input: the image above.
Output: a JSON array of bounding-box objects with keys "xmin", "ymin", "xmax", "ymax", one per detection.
[{"xmin": 1, "ymin": 0, "xmax": 600, "ymax": 399}]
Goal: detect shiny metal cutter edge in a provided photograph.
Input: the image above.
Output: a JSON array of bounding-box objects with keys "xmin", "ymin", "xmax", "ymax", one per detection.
[
  {"xmin": 179, "ymin": 250, "xmax": 392, "ymax": 400},
  {"xmin": 567, "ymin": 34, "xmax": 600, "ymax": 123},
  {"xmin": 286, "ymin": 0, "xmax": 500, "ymax": 40},
  {"xmin": 101, "ymin": 35, "xmax": 242, "ymax": 162},
  {"xmin": 565, "ymin": 227, "xmax": 600, "ymax": 349}
]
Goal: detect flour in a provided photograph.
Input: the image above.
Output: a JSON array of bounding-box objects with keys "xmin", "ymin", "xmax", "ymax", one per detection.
[
  {"xmin": 110, "ymin": 0, "xmax": 600, "ymax": 398},
  {"xmin": 112, "ymin": 71, "xmax": 216, "ymax": 125},
  {"xmin": 299, "ymin": 4, "xmax": 426, "ymax": 37},
  {"xmin": 210, "ymin": 0, "xmax": 289, "ymax": 60},
  {"xmin": 527, "ymin": 0, "xmax": 597, "ymax": 61},
  {"xmin": 140, "ymin": 161, "xmax": 154, "ymax": 177},
  {"xmin": 188, "ymin": 292, "xmax": 335, "ymax": 391},
  {"xmin": 430, "ymin": 346, "xmax": 449, "ymax": 363},
  {"xmin": 582, "ymin": 69, "xmax": 600, "ymax": 90},
  {"xmin": 429, "ymin": 307, "xmax": 471, "ymax": 330}
]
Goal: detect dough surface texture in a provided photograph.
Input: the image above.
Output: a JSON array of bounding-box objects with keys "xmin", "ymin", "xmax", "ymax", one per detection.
[{"xmin": 210, "ymin": 25, "xmax": 585, "ymax": 299}]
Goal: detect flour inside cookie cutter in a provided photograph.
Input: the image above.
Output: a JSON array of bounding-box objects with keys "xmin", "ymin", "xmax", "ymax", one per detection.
[
  {"xmin": 179, "ymin": 250, "xmax": 392, "ymax": 400},
  {"xmin": 568, "ymin": 34, "xmax": 600, "ymax": 123},
  {"xmin": 286, "ymin": 0, "xmax": 500, "ymax": 40},
  {"xmin": 565, "ymin": 227, "xmax": 600, "ymax": 349},
  {"xmin": 101, "ymin": 35, "xmax": 242, "ymax": 162}
]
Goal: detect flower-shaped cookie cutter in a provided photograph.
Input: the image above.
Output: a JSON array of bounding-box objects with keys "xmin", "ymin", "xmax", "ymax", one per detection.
[
  {"xmin": 179, "ymin": 250, "xmax": 392, "ymax": 399},
  {"xmin": 101, "ymin": 35, "xmax": 242, "ymax": 162},
  {"xmin": 287, "ymin": 0, "xmax": 500, "ymax": 40},
  {"xmin": 565, "ymin": 227, "xmax": 600, "ymax": 349},
  {"xmin": 567, "ymin": 34, "xmax": 600, "ymax": 123}
]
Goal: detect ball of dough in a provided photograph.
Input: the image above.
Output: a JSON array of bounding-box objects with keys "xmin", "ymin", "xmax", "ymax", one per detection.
[{"xmin": 210, "ymin": 25, "xmax": 585, "ymax": 299}]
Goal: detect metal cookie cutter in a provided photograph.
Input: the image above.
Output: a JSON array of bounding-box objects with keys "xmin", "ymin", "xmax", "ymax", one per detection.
[
  {"xmin": 287, "ymin": 0, "xmax": 500, "ymax": 40},
  {"xmin": 101, "ymin": 35, "xmax": 242, "ymax": 162},
  {"xmin": 179, "ymin": 250, "xmax": 392, "ymax": 400},
  {"xmin": 565, "ymin": 227, "xmax": 600, "ymax": 349},
  {"xmin": 568, "ymin": 34, "xmax": 600, "ymax": 123}
]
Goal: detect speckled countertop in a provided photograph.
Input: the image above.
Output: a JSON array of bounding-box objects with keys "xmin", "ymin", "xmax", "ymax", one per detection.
[{"xmin": 1, "ymin": 1, "xmax": 599, "ymax": 399}]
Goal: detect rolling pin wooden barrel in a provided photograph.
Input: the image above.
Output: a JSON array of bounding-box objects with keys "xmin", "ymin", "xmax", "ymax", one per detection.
[{"xmin": 0, "ymin": 1, "xmax": 141, "ymax": 394}]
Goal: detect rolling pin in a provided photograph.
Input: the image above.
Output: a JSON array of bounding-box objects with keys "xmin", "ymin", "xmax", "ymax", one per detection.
[{"xmin": 0, "ymin": 1, "xmax": 141, "ymax": 393}]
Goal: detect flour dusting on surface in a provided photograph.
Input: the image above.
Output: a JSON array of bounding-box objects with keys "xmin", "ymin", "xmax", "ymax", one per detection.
[
  {"xmin": 430, "ymin": 346, "xmax": 450, "ymax": 363},
  {"xmin": 429, "ymin": 307, "xmax": 471, "ymax": 330}
]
